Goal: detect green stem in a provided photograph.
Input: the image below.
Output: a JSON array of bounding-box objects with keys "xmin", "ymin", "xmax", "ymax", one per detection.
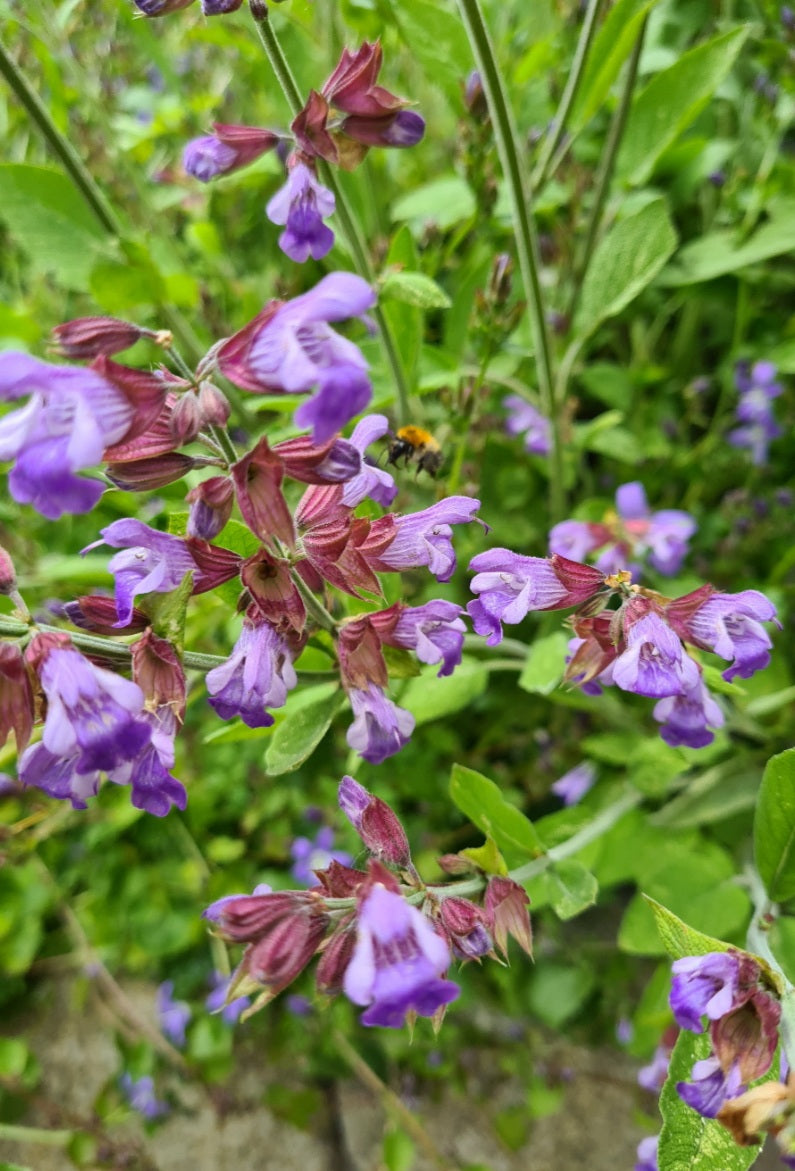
[
  {"xmin": 531, "ymin": 0, "xmax": 604, "ymax": 189},
  {"xmin": 332, "ymin": 1030, "xmax": 457, "ymax": 1171},
  {"xmin": 454, "ymin": 0, "xmax": 561, "ymax": 520},
  {"xmin": 0, "ymin": 1123, "xmax": 74, "ymax": 1147},
  {"xmin": 0, "ymin": 37, "xmax": 207, "ymax": 364},
  {"xmin": 249, "ymin": 4, "xmax": 412, "ymax": 423},
  {"xmin": 0, "ymin": 36, "xmax": 122, "ymax": 235},
  {"xmin": 290, "ymin": 572, "xmax": 338, "ymax": 634},
  {"xmin": 0, "ymin": 618, "xmax": 333, "ymax": 679},
  {"xmin": 567, "ymin": 17, "xmax": 647, "ymax": 323}
]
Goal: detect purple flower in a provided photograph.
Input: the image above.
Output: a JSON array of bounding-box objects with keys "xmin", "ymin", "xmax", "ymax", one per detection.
[
  {"xmin": 677, "ymin": 1054, "xmax": 744, "ymax": 1118},
  {"xmin": 550, "ymin": 762, "xmax": 596, "ymax": 806},
  {"xmin": 122, "ymin": 708, "xmax": 188, "ymax": 816},
  {"xmin": 0, "ymin": 352, "xmax": 134, "ymax": 519},
  {"xmin": 467, "ymin": 550, "xmax": 568, "ymax": 645},
  {"xmin": 390, "ymin": 601, "xmax": 466, "ymax": 677},
  {"xmin": 19, "ymin": 700, "xmax": 187, "ymax": 817},
  {"xmin": 638, "ymin": 1043, "xmax": 670, "ymax": 1092},
  {"xmin": 346, "ymin": 683, "xmax": 415, "ymax": 764},
  {"xmin": 119, "ymin": 1073, "xmax": 169, "ymax": 1119},
  {"xmin": 83, "ymin": 519, "xmax": 199, "ymax": 628},
  {"xmin": 266, "ymin": 162, "xmax": 336, "ymax": 263},
  {"xmin": 615, "ymin": 483, "xmax": 696, "ymax": 576},
  {"xmin": 612, "ymin": 614, "xmax": 700, "ymax": 698},
  {"xmin": 374, "ymin": 497, "xmax": 482, "ymax": 583},
  {"xmin": 344, "ymin": 884, "xmax": 460, "ymax": 1027},
  {"xmin": 285, "ymin": 993, "xmax": 314, "ymax": 1017},
  {"xmin": 157, "ymin": 980, "xmax": 191, "ymax": 1047},
  {"xmin": 290, "ymin": 826, "xmax": 352, "ymax": 886},
  {"xmin": 206, "ymin": 971, "xmax": 250, "ymax": 1024},
  {"xmin": 202, "ymin": 882, "xmax": 272, "ymax": 924},
  {"xmin": 729, "ymin": 360, "xmax": 783, "ymax": 465},
  {"xmin": 684, "ymin": 590, "xmax": 778, "ymax": 682},
  {"xmin": 653, "ymin": 676, "xmax": 724, "ymax": 748},
  {"xmin": 35, "ymin": 647, "xmax": 149, "ymax": 775},
  {"xmin": 549, "ymin": 483, "xmax": 695, "ymax": 578},
  {"xmin": 634, "ymin": 1135, "xmax": 659, "ymax": 1171},
  {"xmin": 205, "ymin": 621, "xmax": 297, "ymax": 728},
  {"xmin": 340, "ymin": 414, "xmax": 397, "ymax": 508},
  {"xmin": 183, "ymin": 123, "xmax": 278, "ymax": 182},
  {"xmin": 218, "ymin": 272, "xmax": 376, "ymax": 444},
  {"xmin": 183, "ymin": 136, "xmax": 237, "ymax": 180},
  {"xmin": 548, "ymin": 520, "xmax": 599, "ymax": 565},
  {"xmin": 503, "ymin": 395, "xmax": 551, "ymax": 455},
  {"xmin": 669, "ymin": 952, "xmax": 741, "ymax": 1033}
]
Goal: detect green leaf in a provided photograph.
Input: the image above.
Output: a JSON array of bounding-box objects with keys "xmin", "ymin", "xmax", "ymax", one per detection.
[
  {"xmin": 755, "ymin": 749, "xmax": 795, "ymax": 903},
  {"xmin": 264, "ymin": 689, "xmax": 344, "ymax": 776},
  {"xmin": 382, "ymin": 1130, "xmax": 415, "ymax": 1171},
  {"xmin": 0, "ymin": 164, "xmax": 105, "ymax": 289},
  {"xmin": 643, "ymin": 896, "xmax": 733, "ymax": 960},
  {"xmin": 527, "ymin": 961, "xmax": 596, "ymax": 1027},
  {"xmin": 381, "ymin": 225, "xmax": 421, "ymax": 392},
  {"xmin": 400, "ymin": 663, "xmax": 487, "ymax": 726},
  {"xmin": 518, "ymin": 631, "xmax": 569, "ymax": 695},
  {"xmin": 574, "ymin": 199, "xmax": 677, "ymax": 339},
  {"xmin": 618, "ymin": 26, "xmax": 751, "ymax": 186},
  {"xmin": 662, "ymin": 201, "xmax": 795, "ymax": 284},
  {"xmin": 380, "ymin": 270, "xmax": 451, "ymax": 310},
  {"xmin": 569, "ymin": 0, "xmax": 661, "ymax": 132},
  {"xmin": 139, "ymin": 570, "xmax": 194, "ymax": 654},
  {"xmin": 658, "ymin": 1028, "xmax": 773, "ymax": 1171},
  {"xmin": 0, "ymin": 1038, "xmax": 29, "ymax": 1078},
  {"xmin": 538, "ymin": 860, "xmax": 598, "ymax": 920},
  {"xmin": 392, "ymin": 176, "xmax": 476, "ymax": 231},
  {"xmin": 389, "ymin": 0, "xmax": 472, "ymax": 102},
  {"xmin": 449, "ymin": 763, "xmax": 544, "ymax": 862}
]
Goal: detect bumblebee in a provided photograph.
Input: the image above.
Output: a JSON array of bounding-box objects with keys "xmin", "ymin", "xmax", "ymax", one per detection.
[{"xmin": 386, "ymin": 425, "xmax": 444, "ymax": 477}]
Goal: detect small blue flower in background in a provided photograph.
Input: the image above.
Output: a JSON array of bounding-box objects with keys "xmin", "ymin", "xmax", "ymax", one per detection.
[
  {"xmin": 156, "ymin": 980, "xmax": 191, "ymax": 1048},
  {"xmin": 290, "ymin": 826, "xmax": 352, "ymax": 887},
  {"xmin": 551, "ymin": 762, "xmax": 596, "ymax": 807},
  {"xmin": 119, "ymin": 1073, "xmax": 169, "ymax": 1119}
]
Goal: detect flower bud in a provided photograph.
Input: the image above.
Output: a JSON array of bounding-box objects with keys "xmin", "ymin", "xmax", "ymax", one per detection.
[
  {"xmin": 51, "ymin": 316, "xmax": 159, "ymax": 359},
  {"xmin": 338, "ymin": 776, "xmax": 411, "ymax": 868},
  {"xmin": 63, "ymin": 595, "xmax": 150, "ymax": 636},
  {"xmin": 241, "ymin": 908, "xmax": 329, "ymax": 994},
  {"xmin": 186, "ymin": 476, "xmax": 234, "ymax": 541},
  {"xmin": 106, "ymin": 453, "xmax": 198, "ymax": 491},
  {"xmin": 0, "ymin": 545, "xmax": 17, "ymax": 595},
  {"xmin": 439, "ymin": 897, "xmax": 493, "ymax": 959},
  {"xmin": 170, "ymin": 392, "xmax": 205, "ymax": 445},
  {"xmin": 315, "ymin": 921, "xmax": 357, "ymax": 993},
  {"xmin": 340, "ymin": 110, "xmax": 425, "ymax": 149},
  {"xmin": 273, "ymin": 435, "xmax": 361, "ymax": 485},
  {"xmin": 197, "ymin": 381, "xmax": 230, "ymax": 427},
  {"xmin": 464, "ymin": 70, "xmax": 488, "ymax": 118},
  {"xmin": 205, "ymin": 890, "xmax": 315, "ymax": 942},
  {"xmin": 132, "ymin": 0, "xmax": 194, "ymax": 15}
]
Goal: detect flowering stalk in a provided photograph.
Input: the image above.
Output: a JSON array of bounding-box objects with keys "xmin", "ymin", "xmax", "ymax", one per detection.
[
  {"xmin": 453, "ymin": 0, "xmax": 562, "ymax": 520},
  {"xmin": 248, "ymin": 4, "xmax": 412, "ymax": 424}
]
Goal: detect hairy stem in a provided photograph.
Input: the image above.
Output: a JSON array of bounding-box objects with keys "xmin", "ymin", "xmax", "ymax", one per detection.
[
  {"xmin": 531, "ymin": 0, "xmax": 605, "ymax": 189},
  {"xmin": 249, "ymin": 3, "xmax": 412, "ymax": 423},
  {"xmin": 454, "ymin": 0, "xmax": 562, "ymax": 520}
]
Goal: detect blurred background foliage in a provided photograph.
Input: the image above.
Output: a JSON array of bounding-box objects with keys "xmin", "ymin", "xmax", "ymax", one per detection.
[{"xmin": 0, "ymin": 0, "xmax": 794, "ymax": 1164}]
